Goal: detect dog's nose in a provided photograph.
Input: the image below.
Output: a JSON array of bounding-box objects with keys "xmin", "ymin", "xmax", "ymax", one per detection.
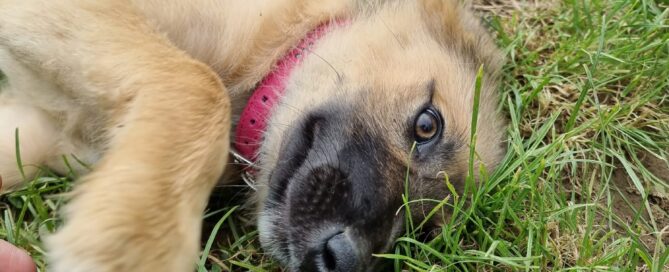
[
  {"xmin": 301, "ymin": 231, "xmax": 358, "ymax": 272},
  {"xmin": 322, "ymin": 232, "xmax": 357, "ymax": 271}
]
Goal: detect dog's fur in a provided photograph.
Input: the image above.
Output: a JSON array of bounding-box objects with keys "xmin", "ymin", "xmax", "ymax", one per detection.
[{"xmin": 0, "ymin": 0, "xmax": 504, "ymax": 271}]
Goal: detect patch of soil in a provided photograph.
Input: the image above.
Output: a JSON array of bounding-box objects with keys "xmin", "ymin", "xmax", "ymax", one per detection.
[{"xmin": 611, "ymin": 151, "xmax": 669, "ymax": 248}]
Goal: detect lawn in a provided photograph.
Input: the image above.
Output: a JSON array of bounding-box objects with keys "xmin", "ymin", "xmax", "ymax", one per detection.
[{"xmin": 1, "ymin": 0, "xmax": 668, "ymax": 271}]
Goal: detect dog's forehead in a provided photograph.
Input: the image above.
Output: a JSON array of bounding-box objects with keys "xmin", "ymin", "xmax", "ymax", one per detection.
[
  {"xmin": 329, "ymin": 31, "xmax": 480, "ymax": 111},
  {"xmin": 344, "ymin": 60, "xmax": 478, "ymax": 133}
]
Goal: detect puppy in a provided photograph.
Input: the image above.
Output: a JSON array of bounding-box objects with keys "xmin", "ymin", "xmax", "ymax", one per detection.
[{"xmin": 0, "ymin": 0, "xmax": 505, "ymax": 271}]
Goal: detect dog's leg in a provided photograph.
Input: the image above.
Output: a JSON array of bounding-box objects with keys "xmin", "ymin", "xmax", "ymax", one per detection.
[{"xmin": 0, "ymin": 2, "xmax": 231, "ymax": 271}]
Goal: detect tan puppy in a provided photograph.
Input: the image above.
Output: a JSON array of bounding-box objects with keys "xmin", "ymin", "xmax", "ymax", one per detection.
[{"xmin": 0, "ymin": 0, "xmax": 505, "ymax": 271}]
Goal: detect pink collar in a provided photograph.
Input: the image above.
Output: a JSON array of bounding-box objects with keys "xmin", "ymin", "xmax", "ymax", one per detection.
[{"xmin": 234, "ymin": 20, "xmax": 344, "ymax": 162}]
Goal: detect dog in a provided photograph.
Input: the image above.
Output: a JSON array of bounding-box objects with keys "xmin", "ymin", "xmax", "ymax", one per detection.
[{"xmin": 0, "ymin": 0, "xmax": 505, "ymax": 271}]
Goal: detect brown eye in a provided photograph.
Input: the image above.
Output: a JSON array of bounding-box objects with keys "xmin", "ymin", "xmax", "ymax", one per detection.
[{"xmin": 414, "ymin": 108, "xmax": 442, "ymax": 143}]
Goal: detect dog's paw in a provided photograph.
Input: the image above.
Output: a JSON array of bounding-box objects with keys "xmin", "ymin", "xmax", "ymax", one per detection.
[
  {"xmin": 47, "ymin": 220, "xmax": 200, "ymax": 272},
  {"xmin": 45, "ymin": 191, "xmax": 201, "ymax": 272},
  {"xmin": 46, "ymin": 222, "xmax": 128, "ymax": 272},
  {"xmin": 47, "ymin": 243, "xmax": 109, "ymax": 272}
]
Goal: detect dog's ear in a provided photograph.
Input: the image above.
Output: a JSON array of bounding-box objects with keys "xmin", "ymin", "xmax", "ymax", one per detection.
[
  {"xmin": 418, "ymin": 0, "xmax": 503, "ymax": 74},
  {"xmin": 418, "ymin": 0, "xmax": 468, "ymax": 40}
]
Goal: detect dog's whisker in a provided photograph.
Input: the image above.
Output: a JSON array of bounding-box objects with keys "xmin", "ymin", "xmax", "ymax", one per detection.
[{"xmin": 305, "ymin": 49, "xmax": 343, "ymax": 81}]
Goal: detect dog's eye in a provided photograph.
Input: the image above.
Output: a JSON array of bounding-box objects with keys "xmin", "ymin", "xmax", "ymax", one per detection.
[{"xmin": 414, "ymin": 107, "xmax": 442, "ymax": 143}]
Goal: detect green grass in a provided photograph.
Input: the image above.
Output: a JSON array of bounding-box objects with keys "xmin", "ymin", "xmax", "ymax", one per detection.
[{"xmin": 1, "ymin": 0, "xmax": 668, "ymax": 271}]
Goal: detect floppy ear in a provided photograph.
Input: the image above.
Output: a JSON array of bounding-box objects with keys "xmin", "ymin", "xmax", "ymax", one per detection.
[{"xmin": 418, "ymin": 0, "xmax": 503, "ymax": 74}]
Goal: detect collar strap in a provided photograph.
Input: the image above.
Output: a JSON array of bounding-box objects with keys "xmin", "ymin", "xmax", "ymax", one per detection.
[{"xmin": 234, "ymin": 20, "xmax": 345, "ymax": 163}]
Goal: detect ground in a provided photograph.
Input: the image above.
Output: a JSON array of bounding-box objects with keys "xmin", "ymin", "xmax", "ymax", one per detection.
[{"xmin": 1, "ymin": 0, "xmax": 668, "ymax": 271}]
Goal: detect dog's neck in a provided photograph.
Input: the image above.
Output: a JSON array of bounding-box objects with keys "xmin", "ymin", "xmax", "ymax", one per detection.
[{"xmin": 234, "ymin": 20, "xmax": 345, "ymax": 161}]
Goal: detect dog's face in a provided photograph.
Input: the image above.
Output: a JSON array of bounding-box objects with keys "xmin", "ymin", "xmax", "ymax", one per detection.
[{"xmin": 255, "ymin": 1, "xmax": 505, "ymax": 271}]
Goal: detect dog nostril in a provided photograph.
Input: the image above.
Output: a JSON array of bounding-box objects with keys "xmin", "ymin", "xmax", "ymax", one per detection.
[
  {"xmin": 320, "ymin": 232, "xmax": 357, "ymax": 272},
  {"xmin": 299, "ymin": 231, "xmax": 359, "ymax": 272}
]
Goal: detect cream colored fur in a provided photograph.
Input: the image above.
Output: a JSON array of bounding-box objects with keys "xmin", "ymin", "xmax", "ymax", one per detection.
[{"xmin": 0, "ymin": 0, "xmax": 503, "ymax": 271}]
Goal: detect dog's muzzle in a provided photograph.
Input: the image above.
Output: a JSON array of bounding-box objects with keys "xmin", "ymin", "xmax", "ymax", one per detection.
[{"xmin": 263, "ymin": 109, "xmax": 403, "ymax": 271}]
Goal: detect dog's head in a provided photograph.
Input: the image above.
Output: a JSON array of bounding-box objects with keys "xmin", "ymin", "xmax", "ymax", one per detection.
[{"xmin": 254, "ymin": 1, "xmax": 505, "ymax": 271}]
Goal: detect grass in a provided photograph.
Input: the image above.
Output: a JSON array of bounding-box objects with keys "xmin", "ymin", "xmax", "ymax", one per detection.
[{"xmin": 1, "ymin": 0, "xmax": 668, "ymax": 271}]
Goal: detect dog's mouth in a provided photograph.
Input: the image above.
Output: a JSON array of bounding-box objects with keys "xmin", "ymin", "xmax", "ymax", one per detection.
[{"xmin": 257, "ymin": 109, "xmax": 407, "ymax": 271}]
